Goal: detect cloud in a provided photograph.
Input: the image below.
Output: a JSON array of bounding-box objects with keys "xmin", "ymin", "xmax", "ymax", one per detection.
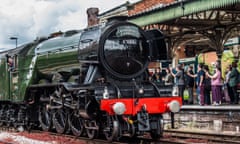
[{"xmin": 0, "ymin": 0, "xmax": 139, "ymax": 49}]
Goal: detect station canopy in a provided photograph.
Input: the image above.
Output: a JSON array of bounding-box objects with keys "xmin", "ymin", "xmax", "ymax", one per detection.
[{"xmin": 129, "ymin": 0, "xmax": 240, "ymax": 53}]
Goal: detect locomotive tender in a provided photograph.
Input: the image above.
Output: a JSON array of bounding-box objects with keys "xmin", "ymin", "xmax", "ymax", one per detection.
[{"xmin": 0, "ymin": 17, "xmax": 181, "ymax": 141}]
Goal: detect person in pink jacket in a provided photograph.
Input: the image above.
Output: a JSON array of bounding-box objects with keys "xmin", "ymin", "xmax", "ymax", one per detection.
[{"xmin": 205, "ymin": 63, "xmax": 222, "ymax": 105}]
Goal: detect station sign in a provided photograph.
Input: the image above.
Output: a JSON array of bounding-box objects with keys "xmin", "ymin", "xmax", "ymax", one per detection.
[
  {"xmin": 224, "ymin": 37, "xmax": 239, "ymax": 46},
  {"xmin": 179, "ymin": 57, "xmax": 196, "ymax": 63}
]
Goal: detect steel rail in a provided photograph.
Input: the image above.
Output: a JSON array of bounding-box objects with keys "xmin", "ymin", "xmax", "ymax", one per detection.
[{"xmin": 164, "ymin": 129, "xmax": 240, "ymax": 144}]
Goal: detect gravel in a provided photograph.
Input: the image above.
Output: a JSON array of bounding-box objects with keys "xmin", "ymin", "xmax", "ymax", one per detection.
[{"xmin": 0, "ymin": 132, "xmax": 56, "ymax": 144}]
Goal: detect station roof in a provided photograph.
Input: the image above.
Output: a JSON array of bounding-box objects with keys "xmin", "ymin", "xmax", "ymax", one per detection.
[
  {"xmin": 129, "ymin": 0, "xmax": 240, "ymax": 26},
  {"xmin": 129, "ymin": 0, "xmax": 240, "ymax": 52}
]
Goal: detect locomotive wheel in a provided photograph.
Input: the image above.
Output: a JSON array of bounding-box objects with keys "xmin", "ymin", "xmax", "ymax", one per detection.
[
  {"xmin": 26, "ymin": 123, "xmax": 31, "ymax": 131},
  {"xmin": 128, "ymin": 122, "xmax": 136, "ymax": 138},
  {"xmin": 0, "ymin": 106, "xmax": 4, "ymax": 126},
  {"xmin": 103, "ymin": 115, "xmax": 119, "ymax": 142},
  {"xmin": 6, "ymin": 106, "xmax": 13, "ymax": 127},
  {"xmin": 39, "ymin": 106, "xmax": 52, "ymax": 131},
  {"xmin": 68, "ymin": 112, "xmax": 84, "ymax": 136},
  {"xmin": 53, "ymin": 109, "xmax": 68, "ymax": 134},
  {"xmin": 85, "ymin": 120, "xmax": 99, "ymax": 139},
  {"xmin": 0, "ymin": 120, "xmax": 3, "ymax": 126},
  {"xmin": 150, "ymin": 115, "xmax": 163, "ymax": 140},
  {"xmin": 13, "ymin": 122, "xmax": 19, "ymax": 129},
  {"xmin": 25, "ymin": 110, "xmax": 33, "ymax": 132}
]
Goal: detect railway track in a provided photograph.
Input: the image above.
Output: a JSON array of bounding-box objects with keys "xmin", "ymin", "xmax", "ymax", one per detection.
[
  {"xmin": 31, "ymin": 130, "xmax": 159, "ymax": 144},
  {"xmin": 1, "ymin": 126, "xmax": 239, "ymax": 144},
  {"xmin": 163, "ymin": 129, "xmax": 240, "ymax": 144},
  {"xmin": 0, "ymin": 127, "xmax": 201, "ymax": 144},
  {"xmin": 0, "ymin": 126, "xmax": 159, "ymax": 144}
]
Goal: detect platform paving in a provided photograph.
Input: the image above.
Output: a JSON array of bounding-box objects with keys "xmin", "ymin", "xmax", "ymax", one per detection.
[{"xmin": 163, "ymin": 104, "xmax": 240, "ymax": 134}]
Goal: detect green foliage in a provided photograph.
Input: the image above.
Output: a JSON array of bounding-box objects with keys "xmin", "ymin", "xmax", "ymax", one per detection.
[{"xmin": 221, "ymin": 50, "xmax": 234, "ymax": 77}]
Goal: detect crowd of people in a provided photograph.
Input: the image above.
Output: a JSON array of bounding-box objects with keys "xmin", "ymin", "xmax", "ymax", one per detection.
[{"xmin": 149, "ymin": 61, "xmax": 240, "ymax": 106}]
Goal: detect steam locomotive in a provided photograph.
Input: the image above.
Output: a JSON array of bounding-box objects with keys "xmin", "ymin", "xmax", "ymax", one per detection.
[{"xmin": 0, "ymin": 17, "xmax": 181, "ymax": 141}]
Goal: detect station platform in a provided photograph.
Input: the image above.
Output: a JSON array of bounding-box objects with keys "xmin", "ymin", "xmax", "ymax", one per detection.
[
  {"xmin": 163, "ymin": 104, "xmax": 240, "ymax": 133},
  {"xmin": 181, "ymin": 104, "xmax": 240, "ymax": 111}
]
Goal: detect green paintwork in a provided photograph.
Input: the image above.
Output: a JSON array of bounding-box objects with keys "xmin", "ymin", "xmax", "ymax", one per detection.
[
  {"xmin": 35, "ymin": 33, "xmax": 81, "ymax": 54},
  {"xmin": 0, "ymin": 32, "xmax": 82, "ymax": 102},
  {"xmin": 0, "ymin": 56, "xmax": 10, "ymax": 100},
  {"xmin": 0, "ymin": 44, "xmax": 36, "ymax": 102},
  {"xmin": 129, "ymin": 0, "xmax": 240, "ymax": 26},
  {"xmin": 17, "ymin": 54, "xmax": 36, "ymax": 101},
  {"xmin": 36, "ymin": 50, "xmax": 79, "ymax": 74}
]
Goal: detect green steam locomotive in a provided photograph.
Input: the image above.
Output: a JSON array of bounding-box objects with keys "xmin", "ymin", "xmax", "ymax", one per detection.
[{"xmin": 0, "ymin": 17, "xmax": 181, "ymax": 142}]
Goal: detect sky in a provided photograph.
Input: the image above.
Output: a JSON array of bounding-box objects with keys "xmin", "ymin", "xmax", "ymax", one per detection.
[{"xmin": 0, "ymin": 0, "xmax": 139, "ymax": 50}]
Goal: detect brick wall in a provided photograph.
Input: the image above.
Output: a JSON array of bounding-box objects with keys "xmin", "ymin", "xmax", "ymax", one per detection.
[{"xmin": 129, "ymin": 0, "xmax": 174, "ymax": 16}]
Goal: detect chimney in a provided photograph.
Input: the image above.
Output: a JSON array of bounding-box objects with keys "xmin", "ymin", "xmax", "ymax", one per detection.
[{"xmin": 87, "ymin": 7, "xmax": 99, "ymax": 27}]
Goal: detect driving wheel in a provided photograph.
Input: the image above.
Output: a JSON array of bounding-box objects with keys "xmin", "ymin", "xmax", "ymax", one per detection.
[
  {"xmin": 39, "ymin": 105, "xmax": 52, "ymax": 131},
  {"xmin": 53, "ymin": 109, "xmax": 68, "ymax": 134},
  {"xmin": 68, "ymin": 111, "xmax": 84, "ymax": 136},
  {"xmin": 85, "ymin": 120, "xmax": 99, "ymax": 139},
  {"xmin": 103, "ymin": 115, "xmax": 119, "ymax": 142}
]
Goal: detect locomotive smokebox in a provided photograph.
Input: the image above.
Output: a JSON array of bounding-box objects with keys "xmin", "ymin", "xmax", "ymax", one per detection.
[
  {"xmin": 78, "ymin": 15, "xmax": 164, "ymax": 80},
  {"xmin": 99, "ymin": 21, "xmax": 150, "ymax": 80}
]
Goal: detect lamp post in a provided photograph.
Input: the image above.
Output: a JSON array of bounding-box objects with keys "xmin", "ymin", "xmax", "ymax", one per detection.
[{"xmin": 10, "ymin": 37, "xmax": 18, "ymax": 48}]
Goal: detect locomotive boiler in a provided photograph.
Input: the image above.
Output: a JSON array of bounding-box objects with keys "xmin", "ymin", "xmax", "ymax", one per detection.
[{"xmin": 0, "ymin": 16, "xmax": 182, "ymax": 141}]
